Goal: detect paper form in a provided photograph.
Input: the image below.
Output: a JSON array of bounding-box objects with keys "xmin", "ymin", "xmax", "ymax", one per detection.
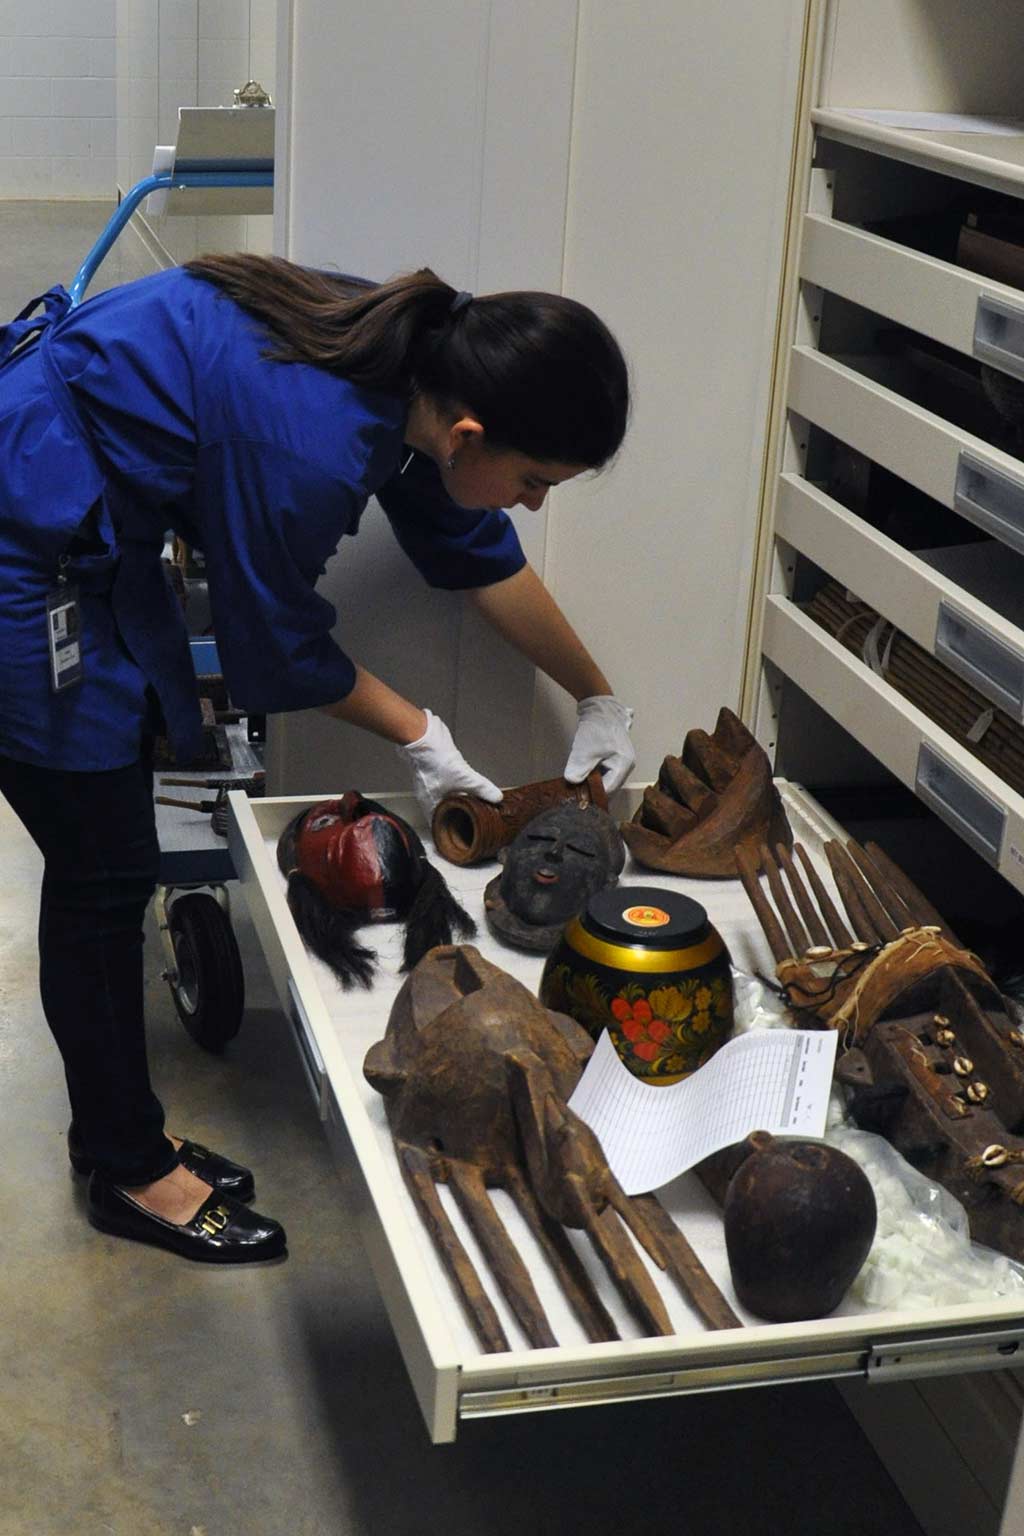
[{"xmin": 568, "ymin": 1028, "xmax": 838, "ymax": 1196}]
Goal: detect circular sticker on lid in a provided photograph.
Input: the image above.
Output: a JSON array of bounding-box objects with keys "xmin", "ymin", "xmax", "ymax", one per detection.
[{"xmin": 622, "ymin": 903, "xmax": 671, "ymax": 928}]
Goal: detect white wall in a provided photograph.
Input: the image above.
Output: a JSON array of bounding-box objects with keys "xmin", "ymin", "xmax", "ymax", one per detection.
[
  {"xmin": 269, "ymin": 0, "xmax": 806, "ymax": 801},
  {"xmin": 539, "ymin": 1, "xmax": 807, "ymax": 775},
  {"xmin": 270, "ymin": 0, "xmax": 578, "ymax": 797},
  {"xmin": 0, "ymin": 0, "xmax": 116, "ymax": 198}
]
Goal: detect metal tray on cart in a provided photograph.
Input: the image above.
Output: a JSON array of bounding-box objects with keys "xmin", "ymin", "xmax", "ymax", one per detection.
[{"xmin": 228, "ymin": 781, "xmax": 1024, "ymax": 1443}]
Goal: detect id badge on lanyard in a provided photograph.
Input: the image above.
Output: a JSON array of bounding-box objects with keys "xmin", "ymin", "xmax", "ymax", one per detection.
[{"xmin": 46, "ymin": 557, "xmax": 83, "ymax": 693}]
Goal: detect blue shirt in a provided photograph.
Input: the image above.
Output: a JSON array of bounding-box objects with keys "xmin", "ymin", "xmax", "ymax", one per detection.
[{"xmin": 0, "ymin": 268, "xmax": 525, "ymax": 770}]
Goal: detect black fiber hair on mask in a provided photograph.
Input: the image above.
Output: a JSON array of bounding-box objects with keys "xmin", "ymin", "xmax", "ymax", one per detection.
[
  {"xmin": 277, "ymin": 798, "xmax": 477, "ymax": 988},
  {"xmin": 277, "ymin": 809, "xmax": 379, "ymax": 987},
  {"xmin": 401, "ymin": 855, "xmax": 477, "ymax": 971}
]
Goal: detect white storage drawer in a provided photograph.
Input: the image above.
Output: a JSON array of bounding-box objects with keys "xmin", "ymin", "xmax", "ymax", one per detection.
[
  {"xmin": 229, "ymin": 789, "xmax": 1024, "ymax": 1443},
  {"xmin": 762, "ymin": 596, "xmax": 1024, "ymax": 882},
  {"xmin": 800, "ymin": 212, "xmax": 1024, "ymax": 381},
  {"xmin": 787, "ymin": 347, "xmax": 1024, "ymax": 556},
  {"xmin": 775, "ymin": 473, "xmax": 1024, "ymax": 722}
]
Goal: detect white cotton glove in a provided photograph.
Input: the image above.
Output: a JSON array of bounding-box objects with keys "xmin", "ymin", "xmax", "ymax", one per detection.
[
  {"xmin": 398, "ymin": 709, "xmax": 503, "ymax": 820},
  {"xmin": 563, "ymin": 695, "xmax": 635, "ymax": 795}
]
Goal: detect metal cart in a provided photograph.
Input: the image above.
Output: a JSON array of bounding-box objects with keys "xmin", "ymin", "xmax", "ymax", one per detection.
[{"xmin": 68, "ymin": 138, "xmax": 274, "ymax": 1053}]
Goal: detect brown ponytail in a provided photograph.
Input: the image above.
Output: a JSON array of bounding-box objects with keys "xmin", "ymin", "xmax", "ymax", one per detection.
[{"xmin": 185, "ymin": 252, "xmax": 629, "ymax": 467}]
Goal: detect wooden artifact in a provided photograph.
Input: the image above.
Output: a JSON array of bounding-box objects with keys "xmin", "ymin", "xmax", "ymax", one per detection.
[
  {"xmin": 621, "ymin": 707, "xmax": 792, "ymax": 878},
  {"xmin": 364, "ymin": 944, "xmax": 740, "ymax": 1352},
  {"xmin": 278, "ymin": 792, "xmax": 475, "ymax": 987},
  {"xmin": 432, "ymin": 771, "xmax": 607, "ymax": 866},
  {"xmin": 483, "ymin": 803, "xmax": 625, "ymax": 953},
  {"xmin": 807, "ymin": 581, "xmax": 1024, "ymax": 800},
  {"xmin": 736, "ymin": 837, "xmax": 1024, "ymax": 1263},
  {"xmin": 723, "ymin": 1131, "xmax": 876, "ymax": 1321},
  {"xmin": 734, "ymin": 837, "xmax": 993, "ymax": 1041}
]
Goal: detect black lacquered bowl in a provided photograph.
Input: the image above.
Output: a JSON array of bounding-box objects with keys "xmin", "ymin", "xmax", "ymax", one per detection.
[{"xmin": 538, "ymin": 885, "xmax": 734, "ymax": 1085}]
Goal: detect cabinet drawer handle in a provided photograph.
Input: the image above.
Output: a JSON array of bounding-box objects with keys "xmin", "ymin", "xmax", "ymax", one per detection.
[
  {"xmin": 915, "ymin": 743, "xmax": 1005, "ymax": 866},
  {"xmin": 974, "ymin": 294, "xmax": 1024, "ymax": 384},
  {"xmin": 954, "ymin": 452, "xmax": 1024, "ymax": 558},
  {"xmin": 935, "ymin": 602, "xmax": 1024, "ymax": 723},
  {"xmin": 287, "ymin": 976, "xmax": 327, "ymax": 1118}
]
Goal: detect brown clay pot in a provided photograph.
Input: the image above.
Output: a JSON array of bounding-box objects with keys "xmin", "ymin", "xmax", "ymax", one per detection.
[
  {"xmin": 431, "ymin": 771, "xmax": 608, "ymax": 866},
  {"xmin": 723, "ymin": 1131, "xmax": 876, "ymax": 1321}
]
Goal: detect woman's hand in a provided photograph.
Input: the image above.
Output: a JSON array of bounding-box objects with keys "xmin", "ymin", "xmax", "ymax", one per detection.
[
  {"xmin": 564, "ymin": 695, "xmax": 635, "ymax": 794},
  {"xmin": 468, "ymin": 563, "xmax": 635, "ymax": 791},
  {"xmin": 398, "ymin": 710, "xmax": 502, "ymax": 819}
]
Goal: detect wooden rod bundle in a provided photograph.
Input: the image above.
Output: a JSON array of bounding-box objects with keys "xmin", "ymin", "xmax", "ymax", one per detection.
[{"xmin": 806, "ymin": 582, "xmax": 1024, "ymax": 799}]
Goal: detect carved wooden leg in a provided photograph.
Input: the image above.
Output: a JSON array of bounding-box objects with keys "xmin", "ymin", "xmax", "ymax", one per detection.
[
  {"xmin": 447, "ymin": 1159, "xmax": 558, "ymax": 1349},
  {"xmin": 631, "ymin": 1193, "xmax": 741, "ymax": 1329},
  {"xmin": 396, "ymin": 1143, "xmax": 510, "ymax": 1354},
  {"xmin": 582, "ymin": 1200, "xmax": 674, "ymax": 1336},
  {"xmin": 504, "ymin": 1165, "xmax": 620, "ymax": 1344}
]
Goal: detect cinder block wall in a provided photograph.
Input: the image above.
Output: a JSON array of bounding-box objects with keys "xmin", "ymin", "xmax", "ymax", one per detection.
[
  {"xmin": 116, "ymin": 0, "xmax": 275, "ymax": 265},
  {"xmin": 0, "ymin": 0, "xmax": 116, "ymax": 199}
]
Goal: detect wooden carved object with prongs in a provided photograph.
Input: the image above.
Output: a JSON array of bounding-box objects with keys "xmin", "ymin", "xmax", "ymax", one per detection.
[
  {"xmin": 621, "ymin": 707, "xmax": 792, "ymax": 878},
  {"xmin": 364, "ymin": 944, "xmax": 739, "ymax": 1352},
  {"xmin": 734, "ymin": 836, "xmax": 1024, "ymax": 1262}
]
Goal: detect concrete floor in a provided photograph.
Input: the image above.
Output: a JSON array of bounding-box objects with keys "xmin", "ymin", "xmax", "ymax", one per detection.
[{"xmin": 0, "ymin": 202, "xmax": 928, "ymax": 1536}]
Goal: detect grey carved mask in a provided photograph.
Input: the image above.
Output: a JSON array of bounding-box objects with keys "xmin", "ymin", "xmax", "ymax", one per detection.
[{"xmin": 484, "ymin": 804, "xmax": 625, "ymax": 952}]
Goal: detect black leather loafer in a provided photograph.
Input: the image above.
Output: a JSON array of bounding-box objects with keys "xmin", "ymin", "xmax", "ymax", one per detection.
[
  {"xmin": 86, "ymin": 1174, "xmax": 286, "ymax": 1264},
  {"xmin": 68, "ymin": 1123, "xmax": 255, "ymax": 1203}
]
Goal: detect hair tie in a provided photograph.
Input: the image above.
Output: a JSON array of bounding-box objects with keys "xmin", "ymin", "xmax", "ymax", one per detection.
[{"xmin": 449, "ymin": 289, "xmax": 473, "ymax": 315}]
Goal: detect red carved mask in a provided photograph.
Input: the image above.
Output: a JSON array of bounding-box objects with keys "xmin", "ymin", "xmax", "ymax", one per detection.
[{"xmin": 291, "ymin": 791, "xmax": 419, "ymax": 920}]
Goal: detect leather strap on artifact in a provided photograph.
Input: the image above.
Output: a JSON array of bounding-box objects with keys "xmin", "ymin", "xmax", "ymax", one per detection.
[{"xmin": 779, "ymin": 928, "xmax": 993, "ymax": 1047}]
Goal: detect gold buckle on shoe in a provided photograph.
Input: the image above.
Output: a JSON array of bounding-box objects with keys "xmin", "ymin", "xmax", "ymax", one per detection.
[{"xmin": 199, "ymin": 1204, "xmax": 230, "ymax": 1235}]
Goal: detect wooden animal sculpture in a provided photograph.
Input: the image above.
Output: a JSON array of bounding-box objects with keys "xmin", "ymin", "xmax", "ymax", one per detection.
[
  {"xmin": 278, "ymin": 792, "xmax": 475, "ymax": 987},
  {"xmin": 736, "ymin": 837, "xmax": 1024, "ymax": 1264},
  {"xmin": 621, "ymin": 707, "xmax": 792, "ymax": 878},
  {"xmin": 432, "ymin": 771, "xmax": 607, "ymax": 866},
  {"xmin": 364, "ymin": 945, "xmax": 739, "ymax": 1352}
]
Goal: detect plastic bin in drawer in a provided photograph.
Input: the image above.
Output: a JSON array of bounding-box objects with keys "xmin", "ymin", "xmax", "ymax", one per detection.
[
  {"xmin": 788, "ymin": 346, "xmax": 1024, "ymax": 557},
  {"xmin": 762, "ymin": 595, "xmax": 1024, "ymax": 885},
  {"xmin": 774, "ymin": 472, "xmax": 1024, "ymax": 721},
  {"xmin": 228, "ymin": 788, "xmax": 1024, "ymax": 1442},
  {"xmin": 800, "ymin": 212, "xmax": 1024, "ymax": 380}
]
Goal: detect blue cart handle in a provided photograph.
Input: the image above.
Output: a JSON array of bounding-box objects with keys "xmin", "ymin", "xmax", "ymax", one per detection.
[{"xmin": 70, "ymin": 167, "xmax": 274, "ymax": 306}]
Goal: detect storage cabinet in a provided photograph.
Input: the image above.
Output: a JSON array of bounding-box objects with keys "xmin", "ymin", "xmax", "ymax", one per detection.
[
  {"xmin": 745, "ymin": 12, "xmax": 1024, "ymax": 1527},
  {"xmin": 750, "ymin": 0, "xmax": 1024, "ymax": 906}
]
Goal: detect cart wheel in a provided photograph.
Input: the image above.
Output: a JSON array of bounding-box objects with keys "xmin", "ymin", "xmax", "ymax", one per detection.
[{"xmin": 167, "ymin": 892, "xmax": 245, "ymax": 1053}]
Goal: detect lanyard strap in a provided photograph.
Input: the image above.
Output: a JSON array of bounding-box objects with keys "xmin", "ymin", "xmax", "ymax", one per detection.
[{"xmin": 0, "ymin": 284, "xmax": 73, "ymax": 367}]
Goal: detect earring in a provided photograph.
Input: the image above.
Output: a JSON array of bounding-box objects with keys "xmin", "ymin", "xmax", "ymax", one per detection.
[{"xmin": 446, "ymin": 453, "xmax": 456, "ymax": 471}]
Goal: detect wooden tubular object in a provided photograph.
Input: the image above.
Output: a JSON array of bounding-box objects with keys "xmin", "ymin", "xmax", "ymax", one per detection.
[
  {"xmin": 862, "ymin": 841, "xmax": 962, "ymax": 948},
  {"xmin": 794, "ymin": 844, "xmax": 852, "ymax": 949},
  {"xmin": 775, "ymin": 841, "xmax": 830, "ymax": 948},
  {"xmin": 843, "ymin": 839, "xmax": 917, "ymax": 933},
  {"xmin": 432, "ymin": 771, "xmax": 607, "ymax": 865},
  {"xmin": 824, "ymin": 840, "xmax": 882, "ymax": 944},
  {"xmin": 735, "ymin": 843, "xmax": 792, "ymax": 964},
  {"xmin": 807, "ymin": 581, "xmax": 1024, "ymax": 798},
  {"xmin": 759, "ymin": 842, "xmax": 810, "ymax": 956},
  {"xmin": 826, "ymin": 840, "xmax": 900, "ymax": 943}
]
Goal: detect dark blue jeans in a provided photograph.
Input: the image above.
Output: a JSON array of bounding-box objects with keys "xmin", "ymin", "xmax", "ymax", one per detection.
[{"xmin": 0, "ymin": 751, "xmax": 178, "ymax": 1185}]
